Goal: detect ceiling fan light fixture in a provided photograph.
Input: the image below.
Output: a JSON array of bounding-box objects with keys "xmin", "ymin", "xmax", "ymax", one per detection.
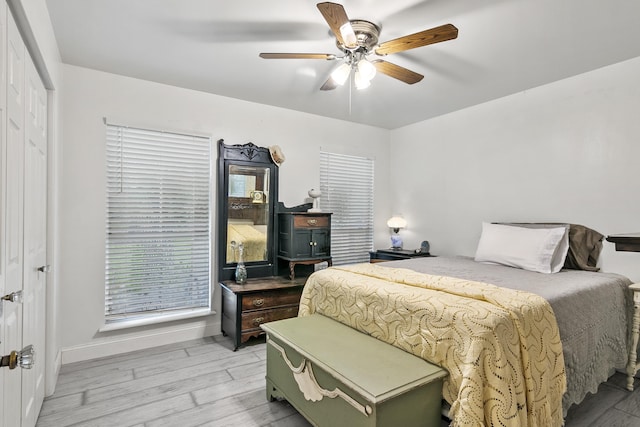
[
  {"xmin": 260, "ymin": 4, "xmax": 457, "ymax": 91},
  {"xmin": 357, "ymin": 59, "xmax": 376, "ymax": 81},
  {"xmin": 339, "ymin": 22, "xmax": 358, "ymax": 48},
  {"xmin": 354, "ymin": 70, "xmax": 371, "ymax": 90},
  {"xmin": 331, "ymin": 62, "xmax": 351, "ymax": 85}
]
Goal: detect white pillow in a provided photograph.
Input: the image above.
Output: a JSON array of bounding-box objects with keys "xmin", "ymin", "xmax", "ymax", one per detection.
[
  {"xmin": 474, "ymin": 222, "xmax": 569, "ymax": 274},
  {"xmin": 502, "ymin": 223, "xmax": 570, "ymax": 273}
]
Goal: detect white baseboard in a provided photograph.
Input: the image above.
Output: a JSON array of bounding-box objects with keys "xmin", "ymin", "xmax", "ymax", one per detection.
[{"xmin": 61, "ymin": 320, "xmax": 221, "ymax": 364}]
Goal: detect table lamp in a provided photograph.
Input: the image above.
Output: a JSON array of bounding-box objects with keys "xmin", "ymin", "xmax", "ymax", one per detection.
[{"xmin": 387, "ymin": 216, "xmax": 407, "ymax": 249}]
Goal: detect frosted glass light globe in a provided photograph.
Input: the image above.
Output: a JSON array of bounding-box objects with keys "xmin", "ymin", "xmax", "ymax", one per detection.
[{"xmin": 357, "ymin": 59, "xmax": 377, "ymax": 81}]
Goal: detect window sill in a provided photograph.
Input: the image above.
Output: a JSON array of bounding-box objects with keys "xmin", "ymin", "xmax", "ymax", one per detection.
[{"xmin": 99, "ymin": 308, "xmax": 215, "ymax": 333}]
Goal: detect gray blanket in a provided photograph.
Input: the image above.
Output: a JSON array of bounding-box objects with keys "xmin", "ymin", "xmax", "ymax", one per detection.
[{"xmin": 382, "ymin": 256, "xmax": 633, "ymax": 414}]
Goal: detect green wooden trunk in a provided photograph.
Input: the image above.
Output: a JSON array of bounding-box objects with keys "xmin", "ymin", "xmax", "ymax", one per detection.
[{"xmin": 261, "ymin": 314, "xmax": 447, "ymax": 427}]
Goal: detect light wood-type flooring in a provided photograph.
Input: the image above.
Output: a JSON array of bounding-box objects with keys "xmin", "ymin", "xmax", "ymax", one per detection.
[{"xmin": 36, "ymin": 335, "xmax": 640, "ymax": 427}]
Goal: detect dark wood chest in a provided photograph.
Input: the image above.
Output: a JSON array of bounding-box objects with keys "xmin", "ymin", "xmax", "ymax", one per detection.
[{"xmin": 220, "ymin": 276, "xmax": 306, "ymax": 350}]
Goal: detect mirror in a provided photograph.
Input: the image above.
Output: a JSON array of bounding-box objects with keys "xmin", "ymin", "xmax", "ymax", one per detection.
[
  {"xmin": 226, "ymin": 164, "xmax": 270, "ymax": 264},
  {"xmin": 217, "ymin": 140, "xmax": 279, "ymax": 280}
]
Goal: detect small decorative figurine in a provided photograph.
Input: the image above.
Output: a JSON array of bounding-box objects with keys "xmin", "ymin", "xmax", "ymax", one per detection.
[{"xmin": 308, "ymin": 188, "xmax": 322, "ymax": 212}]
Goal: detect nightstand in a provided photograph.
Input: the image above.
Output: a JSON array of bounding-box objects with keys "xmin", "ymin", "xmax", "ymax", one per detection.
[
  {"xmin": 628, "ymin": 283, "xmax": 640, "ymax": 391},
  {"xmin": 369, "ymin": 249, "xmax": 433, "ymax": 263},
  {"xmin": 605, "ymin": 233, "xmax": 640, "ymax": 391}
]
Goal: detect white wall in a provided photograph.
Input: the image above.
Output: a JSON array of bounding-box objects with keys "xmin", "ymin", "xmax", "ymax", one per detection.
[
  {"xmin": 59, "ymin": 64, "xmax": 391, "ymax": 362},
  {"xmin": 58, "ymin": 40, "xmax": 640, "ymax": 364},
  {"xmin": 390, "ymin": 56, "xmax": 640, "ymax": 281}
]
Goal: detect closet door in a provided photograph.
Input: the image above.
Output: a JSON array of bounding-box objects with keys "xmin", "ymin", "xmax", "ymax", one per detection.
[
  {"xmin": 1, "ymin": 8, "xmax": 47, "ymax": 427},
  {"xmin": 0, "ymin": 3, "xmax": 10, "ymax": 427},
  {"xmin": 21, "ymin": 44, "xmax": 47, "ymax": 427},
  {"xmin": 2, "ymin": 6, "xmax": 25, "ymax": 427}
]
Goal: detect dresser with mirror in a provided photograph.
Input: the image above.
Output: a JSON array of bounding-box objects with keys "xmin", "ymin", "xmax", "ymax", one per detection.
[{"xmin": 217, "ymin": 140, "xmax": 323, "ymax": 350}]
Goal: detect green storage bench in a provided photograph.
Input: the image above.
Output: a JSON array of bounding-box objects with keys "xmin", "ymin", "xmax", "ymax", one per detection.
[{"xmin": 261, "ymin": 314, "xmax": 447, "ymax": 427}]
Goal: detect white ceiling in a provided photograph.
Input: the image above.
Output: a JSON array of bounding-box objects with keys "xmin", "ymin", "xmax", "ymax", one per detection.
[{"xmin": 45, "ymin": 0, "xmax": 640, "ymax": 129}]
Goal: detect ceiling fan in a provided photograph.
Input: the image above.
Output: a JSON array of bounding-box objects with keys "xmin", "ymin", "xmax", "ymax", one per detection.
[{"xmin": 259, "ymin": 2, "xmax": 458, "ymax": 91}]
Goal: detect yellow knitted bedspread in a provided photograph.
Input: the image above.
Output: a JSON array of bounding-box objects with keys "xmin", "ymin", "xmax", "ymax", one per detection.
[{"xmin": 298, "ymin": 263, "xmax": 566, "ymax": 427}]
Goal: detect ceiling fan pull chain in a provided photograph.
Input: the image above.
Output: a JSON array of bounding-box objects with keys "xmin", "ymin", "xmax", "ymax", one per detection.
[{"xmin": 349, "ymin": 72, "xmax": 352, "ymax": 116}]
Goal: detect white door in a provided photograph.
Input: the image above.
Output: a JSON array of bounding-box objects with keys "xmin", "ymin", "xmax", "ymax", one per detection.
[
  {"xmin": 0, "ymin": 1, "xmax": 7, "ymax": 423},
  {"xmin": 2, "ymin": 8, "xmax": 47, "ymax": 427},
  {"xmin": 21, "ymin": 45, "xmax": 47, "ymax": 427},
  {"xmin": 3, "ymin": 6, "xmax": 26, "ymax": 427}
]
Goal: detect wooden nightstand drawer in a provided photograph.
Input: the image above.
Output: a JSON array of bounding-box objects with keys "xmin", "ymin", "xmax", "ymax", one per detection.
[
  {"xmin": 241, "ymin": 305, "xmax": 299, "ymax": 330},
  {"xmin": 293, "ymin": 215, "xmax": 329, "ymax": 229},
  {"xmin": 241, "ymin": 288, "xmax": 303, "ymax": 311}
]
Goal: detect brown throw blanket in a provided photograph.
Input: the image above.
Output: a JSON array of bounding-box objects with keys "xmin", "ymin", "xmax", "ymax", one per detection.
[{"xmin": 299, "ymin": 263, "xmax": 566, "ymax": 427}]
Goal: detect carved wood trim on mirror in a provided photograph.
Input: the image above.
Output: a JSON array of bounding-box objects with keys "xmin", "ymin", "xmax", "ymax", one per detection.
[{"xmin": 217, "ymin": 140, "xmax": 279, "ymax": 281}]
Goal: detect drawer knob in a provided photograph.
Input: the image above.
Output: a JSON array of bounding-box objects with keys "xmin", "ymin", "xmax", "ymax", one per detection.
[
  {"xmin": 252, "ymin": 298, "xmax": 265, "ymax": 307},
  {"xmin": 253, "ymin": 317, "xmax": 265, "ymax": 326},
  {"xmin": 307, "ymin": 219, "xmax": 317, "ymax": 225}
]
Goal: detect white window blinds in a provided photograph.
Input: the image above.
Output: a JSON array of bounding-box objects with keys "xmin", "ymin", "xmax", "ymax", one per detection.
[
  {"xmin": 105, "ymin": 124, "xmax": 212, "ymax": 326},
  {"xmin": 320, "ymin": 151, "xmax": 374, "ymax": 265}
]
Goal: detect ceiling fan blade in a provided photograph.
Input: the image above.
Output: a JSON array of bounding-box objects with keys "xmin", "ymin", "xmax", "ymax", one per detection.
[
  {"xmin": 320, "ymin": 77, "xmax": 338, "ymax": 91},
  {"xmin": 259, "ymin": 53, "xmax": 336, "ymax": 60},
  {"xmin": 375, "ymin": 24, "xmax": 458, "ymax": 55},
  {"xmin": 372, "ymin": 60, "xmax": 424, "ymax": 84},
  {"xmin": 317, "ymin": 2, "xmax": 358, "ymax": 48}
]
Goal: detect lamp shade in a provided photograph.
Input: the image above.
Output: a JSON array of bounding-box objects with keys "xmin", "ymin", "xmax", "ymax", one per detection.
[
  {"xmin": 354, "ymin": 70, "xmax": 371, "ymax": 90},
  {"xmin": 339, "ymin": 23, "xmax": 358, "ymax": 48},
  {"xmin": 357, "ymin": 59, "xmax": 377, "ymax": 81},
  {"xmin": 331, "ymin": 63, "xmax": 351, "ymax": 86},
  {"xmin": 387, "ymin": 216, "xmax": 407, "ymax": 230}
]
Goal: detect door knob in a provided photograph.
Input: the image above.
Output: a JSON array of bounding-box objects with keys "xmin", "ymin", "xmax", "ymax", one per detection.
[
  {"xmin": 1, "ymin": 345, "xmax": 35, "ymax": 370},
  {"xmin": 37, "ymin": 265, "xmax": 51, "ymax": 273},
  {"xmin": 1, "ymin": 290, "xmax": 23, "ymax": 304}
]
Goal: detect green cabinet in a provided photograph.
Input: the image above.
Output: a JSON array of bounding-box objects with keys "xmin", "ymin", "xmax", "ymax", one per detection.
[{"xmin": 278, "ymin": 212, "xmax": 332, "ymax": 279}]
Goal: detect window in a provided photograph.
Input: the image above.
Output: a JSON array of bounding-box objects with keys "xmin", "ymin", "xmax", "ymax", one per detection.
[
  {"xmin": 104, "ymin": 123, "xmax": 212, "ymax": 328},
  {"xmin": 319, "ymin": 151, "xmax": 374, "ymax": 265}
]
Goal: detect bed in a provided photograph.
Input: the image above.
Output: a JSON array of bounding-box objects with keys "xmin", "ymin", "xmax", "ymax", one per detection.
[{"xmin": 298, "ymin": 223, "xmax": 633, "ymax": 427}]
